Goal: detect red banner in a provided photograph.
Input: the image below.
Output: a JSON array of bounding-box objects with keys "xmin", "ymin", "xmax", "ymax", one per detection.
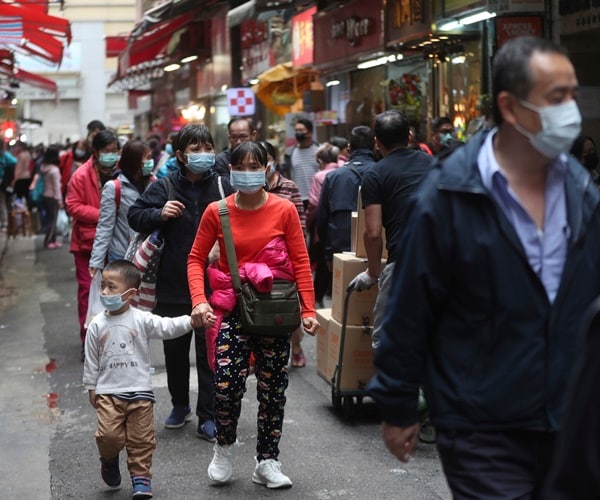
[
  {"xmin": 292, "ymin": 7, "xmax": 316, "ymax": 67},
  {"xmin": 496, "ymin": 16, "xmax": 543, "ymax": 48}
]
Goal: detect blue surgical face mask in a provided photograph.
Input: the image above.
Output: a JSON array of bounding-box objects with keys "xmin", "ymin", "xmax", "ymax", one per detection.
[
  {"xmin": 230, "ymin": 170, "xmax": 266, "ymax": 195},
  {"xmin": 165, "ymin": 143, "xmax": 174, "ymax": 156},
  {"xmin": 98, "ymin": 152, "xmax": 119, "ymax": 169},
  {"xmin": 142, "ymin": 159, "xmax": 154, "ymax": 176},
  {"xmin": 186, "ymin": 152, "xmax": 215, "ymax": 174},
  {"xmin": 266, "ymin": 160, "xmax": 276, "ymax": 178},
  {"xmin": 100, "ymin": 289, "xmax": 134, "ymax": 312},
  {"xmin": 440, "ymin": 132, "xmax": 453, "ymax": 146}
]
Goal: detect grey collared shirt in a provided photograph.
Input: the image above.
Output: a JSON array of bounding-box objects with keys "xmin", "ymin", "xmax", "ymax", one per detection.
[{"xmin": 477, "ymin": 129, "xmax": 569, "ymax": 303}]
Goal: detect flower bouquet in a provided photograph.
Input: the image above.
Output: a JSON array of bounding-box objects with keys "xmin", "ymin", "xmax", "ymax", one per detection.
[{"xmin": 382, "ymin": 73, "xmax": 423, "ymax": 120}]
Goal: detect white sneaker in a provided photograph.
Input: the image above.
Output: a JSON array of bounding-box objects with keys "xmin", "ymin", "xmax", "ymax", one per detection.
[
  {"xmin": 208, "ymin": 443, "xmax": 234, "ymax": 484},
  {"xmin": 252, "ymin": 458, "xmax": 292, "ymax": 489}
]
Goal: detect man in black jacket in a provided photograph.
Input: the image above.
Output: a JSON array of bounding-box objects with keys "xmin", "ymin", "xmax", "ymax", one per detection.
[
  {"xmin": 368, "ymin": 36, "xmax": 600, "ymax": 498},
  {"xmin": 316, "ymin": 126, "xmax": 377, "ymax": 266}
]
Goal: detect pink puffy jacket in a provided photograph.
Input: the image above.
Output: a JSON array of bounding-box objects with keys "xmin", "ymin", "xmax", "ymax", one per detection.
[{"xmin": 205, "ymin": 236, "xmax": 295, "ymax": 370}]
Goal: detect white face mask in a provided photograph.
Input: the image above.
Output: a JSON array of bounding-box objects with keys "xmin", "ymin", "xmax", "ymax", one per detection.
[{"xmin": 514, "ymin": 100, "xmax": 582, "ymax": 158}]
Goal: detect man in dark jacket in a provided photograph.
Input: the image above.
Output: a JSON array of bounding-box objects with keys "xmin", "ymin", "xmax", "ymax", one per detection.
[
  {"xmin": 316, "ymin": 126, "xmax": 376, "ymax": 266},
  {"xmin": 368, "ymin": 36, "xmax": 600, "ymax": 498}
]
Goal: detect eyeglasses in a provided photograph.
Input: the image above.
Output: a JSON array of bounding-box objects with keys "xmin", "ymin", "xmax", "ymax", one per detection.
[{"xmin": 229, "ymin": 134, "xmax": 250, "ymax": 141}]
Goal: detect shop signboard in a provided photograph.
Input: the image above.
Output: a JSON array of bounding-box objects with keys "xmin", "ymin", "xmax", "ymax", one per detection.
[
  {"xmin": 292, "ymin": 6, "xmax": 316, "ymax": 67},
  {"xmin": 313, "ymin": 0, "xmax": 384, "ymax": 69},
  {"xmin": 496, "ymin": 15, "xmax": 543, "ymax": 47},
  {"xmin": 386, "ymin": 0, "xmax": 431, "ymax": 46},
  {"xmin": 241, "ymin": 19, "xmax": 271, "ymax": 80}
]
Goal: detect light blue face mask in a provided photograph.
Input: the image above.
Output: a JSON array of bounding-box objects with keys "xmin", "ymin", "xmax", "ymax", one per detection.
[
  {"xmin": 98, "ymin": 152, "xmax": 119, "ymax": 169},
  {"xmin": 100, "ymin": 289, "xmax": 134, "ymax": 312},
  {"xmin": 440, "ymin": 132, "xmax": 453, "ymax": 146},
  {"xmin": 142, "ymin": 159, "xmax": 154, "ymax": 176},
  {"xmin": 230, "ymin": 170, "xmax": 266, "ymax": 195},
  {"xmin": 186, "ymin": 152, "xmax": 215, "ymax": 174},
  {"xmin": 165, "ymin": 143, "xmax": 174, "ymax": 156}
]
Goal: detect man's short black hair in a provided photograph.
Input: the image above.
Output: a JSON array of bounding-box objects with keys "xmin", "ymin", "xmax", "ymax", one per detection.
[
  {"xmin": 87, "ymin": 120, "xmax": 106, "ymax": 133},
  {"xmin": 349, "ymin": 126, "xmax": 374, "ymax": 151},
  {"xmin": 431, "ymin": 117, "xmax": 452, "ymax": 133},
  {"xmin": 374, "ymin": 111, "xmax": 410, "ymax": 150},
  {"xmin": 295, "ymin": 118, "xmax": 313, "ymax": 133},
  {"xmin": 227, "ymin": 117, "xmax": 256, "ymax": 133}
]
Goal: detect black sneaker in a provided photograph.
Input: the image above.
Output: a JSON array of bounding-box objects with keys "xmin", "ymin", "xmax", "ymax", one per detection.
[{"xmin": 100, "ymin": 456, "xmax": 121, "ymax": 488}]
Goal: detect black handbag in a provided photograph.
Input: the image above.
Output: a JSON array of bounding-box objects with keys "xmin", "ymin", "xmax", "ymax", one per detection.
[{"xmin": 218, "ymin": 199, "xmax": 301, "ymax": 336}]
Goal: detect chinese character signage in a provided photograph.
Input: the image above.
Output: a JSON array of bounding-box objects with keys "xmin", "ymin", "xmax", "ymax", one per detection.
[{"xmin": 292, "ymin": 7, "xmax": 316, "ymax": 67}]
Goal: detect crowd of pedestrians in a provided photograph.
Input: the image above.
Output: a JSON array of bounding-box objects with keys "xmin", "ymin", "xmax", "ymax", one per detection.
[{"xmin": 3, "ymin": 34, "xmax": 600, "ymax": 500}]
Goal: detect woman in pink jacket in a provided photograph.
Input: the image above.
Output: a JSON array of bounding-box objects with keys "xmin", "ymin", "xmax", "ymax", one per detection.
[{"xmin": 65, "ymin": 130, "xmax": 120, "ymax": 358}]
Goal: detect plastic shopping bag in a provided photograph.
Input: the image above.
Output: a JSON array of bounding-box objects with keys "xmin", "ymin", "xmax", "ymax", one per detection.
[
  {"xmin": 56, "ymin": 208, "xmax": 69, "ymax": 237},
  {"xmin": 85, "ymin": 271, "xmax": 103, "ymax": 327}
]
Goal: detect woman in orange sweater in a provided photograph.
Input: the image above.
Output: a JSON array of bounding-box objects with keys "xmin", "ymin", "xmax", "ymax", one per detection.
[{"xmin": 187, "ymin": 142, "xmax": 319, "ymax": 490}]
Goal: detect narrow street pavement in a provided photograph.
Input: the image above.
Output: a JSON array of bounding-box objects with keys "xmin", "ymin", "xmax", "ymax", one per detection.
[{"xmin": 0, "ymin": 232, "xmax": 451, "ymax": 500}]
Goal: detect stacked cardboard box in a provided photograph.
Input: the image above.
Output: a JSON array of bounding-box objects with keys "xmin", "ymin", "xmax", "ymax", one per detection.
[{"xmin": 316, "ymin": 252, "xmax": 383, "ymax": 391}]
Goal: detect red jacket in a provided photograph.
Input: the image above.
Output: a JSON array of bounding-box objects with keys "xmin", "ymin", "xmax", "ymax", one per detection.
[{"xmin": 65, "ymin": 157, "xmax": 100, "ymax": 253}]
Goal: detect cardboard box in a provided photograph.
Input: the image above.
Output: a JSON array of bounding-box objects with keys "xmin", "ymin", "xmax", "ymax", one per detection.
[
  {"xmin": 316, "ymin": 308, "xmax": 332, "ymax": 379},
  {"xmin": 355, "ymin": 187, "xmax": 387, "ymax": 260},
  {"xmin": 326, "ymin": 316, "xmax": 375, "ymax": 392},
  {"xmin": 331, "ymin": 253, "xmax": 379, "ymax": 325}
]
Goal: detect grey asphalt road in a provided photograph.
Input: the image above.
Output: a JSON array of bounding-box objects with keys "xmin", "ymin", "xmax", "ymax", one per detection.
[{"xmin": 0, "ymin": 234, "xmax": 451, "ymax": 500}]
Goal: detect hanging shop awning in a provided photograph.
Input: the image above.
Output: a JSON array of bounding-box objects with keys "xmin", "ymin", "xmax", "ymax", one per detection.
[
  {"xmin": 111, "ymin": 5, "xmax": 212, "ymax": 89},
  {"xmin": 0, "ymin": 3, "xmax": 70, "ymax": 65},
  {"xmin": 0, "ymin": 60, "xmax": 57, "ymax": 92},
  {"xmin": 105, "ymin": 35, "xmax": 128, "ymax": 58},
  {"xmin": 13, "ymin": 67, "xmax": 57, "ymax": 92},
  {"xmin": 251, "ymin": 62, "xmax": 318, "ymax": 115}
]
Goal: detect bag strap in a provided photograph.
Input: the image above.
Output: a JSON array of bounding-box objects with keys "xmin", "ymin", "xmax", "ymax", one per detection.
[
  {"xmin": 217, "ymin": 175, "xmax": 225, "ymax": 198},
  {"xmin": 114, "ymin": 178, "xmax": 121, "ymax": 211},
  {"xmin": 217, "ymin": 199, "xmax": 242, "ymax": 292}
]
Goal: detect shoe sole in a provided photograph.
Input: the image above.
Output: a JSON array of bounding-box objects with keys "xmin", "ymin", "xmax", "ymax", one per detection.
[
  {"xmin": 164, "ymin": 411, "xmax": 193, "ymax": 429},
  {"xmin": 132, "ymin": 492, "xmax": 153, "ymax": 498},
  {"xmin": 252, "ymin": 474, "xmax": 293, "ymax": 489}
]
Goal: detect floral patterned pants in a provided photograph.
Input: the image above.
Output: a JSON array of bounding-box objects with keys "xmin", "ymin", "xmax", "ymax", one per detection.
[{"xmin": 214, "ymin": 314, "xmax": 291, "ymax": 460}]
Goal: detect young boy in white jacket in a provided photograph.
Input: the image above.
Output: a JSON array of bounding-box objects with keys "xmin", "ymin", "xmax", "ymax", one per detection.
[{"xmin": 83, "ymin": 259, "xmax": 201, "ymax": 499}]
